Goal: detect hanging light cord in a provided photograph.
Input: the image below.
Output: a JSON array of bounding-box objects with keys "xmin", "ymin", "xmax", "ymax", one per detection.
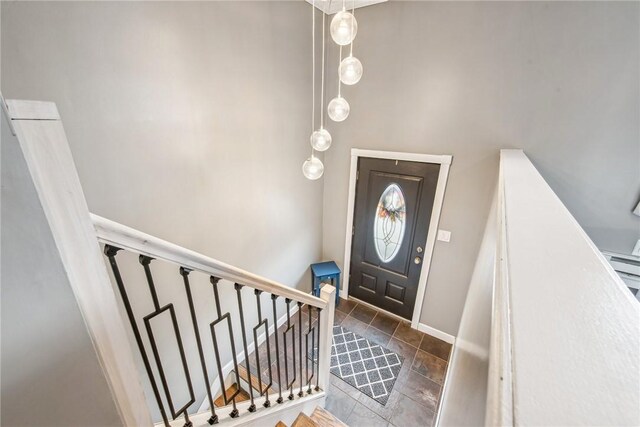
[
  {"xmin": 312, "ymin": 0, "xmax": 316, "ymax": 135},
  {"xmin": 320, "ymin": 5, "xmax": 326, "ymax": 129},
  {"xmin": 337, "ymin": 0, "xmax": 346, "ymax": 97},
  {"xmin": 338, "ymin": 45, "xmax": 343, "ymax": 97},
  {"xmin": 350, "ymin": 0, "xmax": 355, "ymax": 57}
]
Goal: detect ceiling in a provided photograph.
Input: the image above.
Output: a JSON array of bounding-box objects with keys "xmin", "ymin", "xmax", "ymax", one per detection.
[{"xmin": 305, "ymin": 0, "xmax": 388, "ymax": 15}]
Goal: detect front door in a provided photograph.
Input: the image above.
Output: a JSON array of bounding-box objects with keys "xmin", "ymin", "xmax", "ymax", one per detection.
[{"xmin": 349, "ymin": 157, "xmax": 440, "ymax": 320}]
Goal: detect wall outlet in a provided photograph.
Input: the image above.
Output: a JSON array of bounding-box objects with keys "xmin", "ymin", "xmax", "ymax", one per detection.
[
  {"xmin": 632, "ymin": 239, "xmax": 640, "ymax": 257},
  {"xmin": 437, "ymin": 229, "xmax": 451, "ymax": 243}
]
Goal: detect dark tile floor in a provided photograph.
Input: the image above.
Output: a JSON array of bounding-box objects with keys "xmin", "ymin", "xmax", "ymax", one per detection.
[
  {"xmin": 242, "ymin": 298, "xmax": 452, "ymax": 426},
  {"xmin": 324, "ymin": 298, "xmax": 452, "ymax": 427}
]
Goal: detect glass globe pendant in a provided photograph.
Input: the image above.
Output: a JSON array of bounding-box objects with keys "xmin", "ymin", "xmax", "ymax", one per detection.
[
  {"xmin": 310, "ymin": 127, "xmax": 332, "ymax": 152},
  {"xmin": 339, "ymin": 56, "xmax": 363, "ymax": 85},
  {"xmin": 330, "ymin": 11, "xmax": 358, "ymax": 46},
  {"xmin": 302, "ymin": 155, "xmax": 324, "ymax": 180},
  {"xmin": 328, "ymin": 96, "xmax": 350, "ymax": 122}
]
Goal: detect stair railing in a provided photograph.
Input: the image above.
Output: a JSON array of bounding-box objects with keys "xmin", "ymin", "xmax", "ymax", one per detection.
[
  {"xmin": 4, "ymin": 97, "xmax": 334, "ymax": 427},
  {"xmin": 93, "ymin": 214, "xmax": 335, "ymax": 427}
]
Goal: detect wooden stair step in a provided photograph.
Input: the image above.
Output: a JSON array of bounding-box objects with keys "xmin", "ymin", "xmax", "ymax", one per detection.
[
  {"xmin": 275, "ymin": 422, "xmax": 288, "ymax": 427},
  {"xmin": 237, "ymin": 363, "xmax": 277, "ymax": 395},
  {"xmin": 213, "ymin": 383, "xmax": 250, "ymax": 407},
  {"xmin": 291, "ymin": 412, "xmax": 318, "ymax": 427},
  {"xmin": 310, "ymin": 407, "xmax": 348, "ymax": 427}
]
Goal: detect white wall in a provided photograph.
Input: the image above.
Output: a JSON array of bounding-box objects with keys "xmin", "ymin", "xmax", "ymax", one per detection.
[
  {"xmin": 1, "ymin": 1, "xmax": 323, "ymax": 420},
  {"xmin": 1, "ymin": 108, "xmax": 123, "ymax": 426},
  {"xmin": 321, "ymin": 1, "xmax": 640, "ymax": 335}
]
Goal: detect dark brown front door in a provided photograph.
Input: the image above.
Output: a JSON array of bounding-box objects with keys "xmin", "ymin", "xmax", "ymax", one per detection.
[{"xmin": 349, "ymin": 157, "xmax": 440, "ymax": 320}]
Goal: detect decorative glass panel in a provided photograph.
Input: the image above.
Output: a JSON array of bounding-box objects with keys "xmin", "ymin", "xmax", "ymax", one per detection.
[{"xmin": 374, "ymin": 183, "xmax": 406, "ymax": 263}]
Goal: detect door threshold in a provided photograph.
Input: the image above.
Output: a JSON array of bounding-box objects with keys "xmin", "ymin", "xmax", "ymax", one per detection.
[{"xmin": 347, "ymin": 295, "xmax": 412, "ymax": 326}]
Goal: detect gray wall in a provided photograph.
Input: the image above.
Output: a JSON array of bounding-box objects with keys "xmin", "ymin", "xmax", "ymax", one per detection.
[
  {"xmin": 1, "ymin": 110, "xmax": 122, "ymax": 426},
  {"xmin": 2, "ymin": 2, "xmax": 638, "ymax": 417},
  {"xmin": 1, "ymin": 1, "xmax": 323, "ymax": 420},
  {"xmin": 321, "ymin": 1, "xmax": 640, "ymax": 335}
]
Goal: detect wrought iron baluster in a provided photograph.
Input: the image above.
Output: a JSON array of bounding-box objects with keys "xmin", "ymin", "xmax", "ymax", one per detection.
[
  {"xmin": 283, "ymin": 298, "xmax": 296, "ymax": 400},
  {"xmin": 209, "ymin": 277, "xmax": 241, "ymax": 418},
  {"xmin": 315, "ymin": 307, "xmax": 321, "ymax": 391},
  {"xmin": 234, "ymin": 283, "xmax": 256, "ymax": 413},
  {"xmin": 139, "ymin": 256, "xmax": 195, "ymax": 427},
  {"xmin": 271, "ymin": 294, "xmax": 284, "ymax": 404},
  {"xmin": 306, "ymin": 305, "xmax": 316, "ymax": 394},
  {"xmin": 253, "ymin": 290, "xmax": 273, "ymax": 408},
  {"xmin": 298, "ymin": 302, "xmax": 304, "ymax": 397},
  {"xmin": 180, "ymin": 268, "xmax": 218, "ymax": 425},
  {"xmin": 103, "ymin": 245, "xmax": 170, "ymax": 427}
]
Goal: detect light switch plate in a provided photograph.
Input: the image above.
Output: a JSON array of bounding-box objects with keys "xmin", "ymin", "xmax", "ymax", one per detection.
[
  {"xmin": 437, "ymin": 229, "xmax": 451, "ymax": 243},
  {"xmin": 632, "ymin": 239, "xmax": 640, "ymax": 257}
]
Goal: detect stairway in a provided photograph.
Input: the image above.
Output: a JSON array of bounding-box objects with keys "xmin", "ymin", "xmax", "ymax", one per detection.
[
  {"xmin": 213, "ymin": 362, "xmax": 276, "ymax": 408},
  {"xmin": 276, "ymin": 407, "xmax": 347, "ymax": 427}
]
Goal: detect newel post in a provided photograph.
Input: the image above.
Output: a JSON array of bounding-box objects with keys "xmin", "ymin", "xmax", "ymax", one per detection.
[{"xmin": 318, "ymin": 284, "xmax": 336, "ymax": 392}]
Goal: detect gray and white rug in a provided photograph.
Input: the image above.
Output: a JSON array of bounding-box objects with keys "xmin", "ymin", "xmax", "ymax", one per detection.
[{"xmin": 328, "ymin": 325, "xmax": 403, "ymax": 405}]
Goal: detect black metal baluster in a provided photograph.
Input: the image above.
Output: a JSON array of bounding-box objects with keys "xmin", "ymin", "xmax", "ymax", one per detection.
[
  {"xmin": 139, "ymin": 255, "xmax": 195, "ymax": 427},
  {"xmin": 283, "ymin": 299, "xmax": 296, "ymax": 400},
  {"xmin": 234, "ymin": 283, "xmax": 256, "ymax": 413},
  {"xmin": 297, "ymin": 302, "xmax": 304, "ymax": 397},
  {"xmin": 315, "ymin": 307, "xmax": 321, "ymax": 391},
  {"xmin": 271, "ymin": 294, "xmax": 284, "ymax": 404},
  {"xmin": 180, "ymin": 268, "xmax": 218, "ymax": 425},
  {"xmin": 209, "ymin": 277, "xmax": 241, "ymax": 418},
  {"xmin": 253, "ymin": 290, "xmax": 273, "ymax": 408},
  {"xmin": 306, "ymin": 305, "xmax": 316, "ymax": 394},
  {"xmin": 104, "ymin": 246, "xmax": 170, "ymax": 427}
]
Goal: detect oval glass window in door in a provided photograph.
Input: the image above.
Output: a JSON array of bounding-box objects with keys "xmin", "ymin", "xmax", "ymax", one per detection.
[{"xmin": 374, "ymin": 183, "xmax": 407, "ymax": 263}]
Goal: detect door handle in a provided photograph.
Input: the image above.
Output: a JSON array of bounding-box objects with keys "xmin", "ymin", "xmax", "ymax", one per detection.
[{"xmin": 414, "ymin": 256, "xmax": 422, "ymax": 265}]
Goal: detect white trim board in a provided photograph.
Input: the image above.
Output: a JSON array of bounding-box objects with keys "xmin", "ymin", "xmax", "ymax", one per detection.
[
  {"xmin": 351, "ymin": 296, "xmax": 456, "ymax": 344},
  {"xmin": 5, "ymin": 99, "xmax": 151, "ymax": 426},
  {"xmin": 417, "ymin": 323, "xmax": 455, "ymax": 345},
  {"xmin": 341, "ymin": 148, "xmax": 452, "ymax": 331},
  {"xmin": 434, "ymin": 335, "xmax": 458, "ymax": 427}
]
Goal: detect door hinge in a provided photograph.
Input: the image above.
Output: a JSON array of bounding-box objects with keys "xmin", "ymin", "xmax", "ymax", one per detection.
[
  {"xmin": 356, "ymin": 170, "xmax": 359, "ymax": 180},
  {"xmin": 352, "ymin": 225, "xmax": 355, "ymax": 236}
]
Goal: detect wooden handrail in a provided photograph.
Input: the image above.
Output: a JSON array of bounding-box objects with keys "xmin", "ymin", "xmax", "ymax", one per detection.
[{"xmin": 91, "ymin": 214, "xmax": 327, "ymax": 309}]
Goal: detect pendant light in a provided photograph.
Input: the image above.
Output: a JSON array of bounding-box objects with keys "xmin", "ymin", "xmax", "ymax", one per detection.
[
  {"xmin": 304, "ymin": 0, "xmax": 326, "ymax": 180},
  {"xmin": 310, "ymin": 5, "xmax": 332, "ymax": 152},
  {"xmin": 328, "ymin": 45, "xmax": 350, "ymax": 122},
  {"xmin": 339, "ymin": 56, "xmax": 363, "ymax": 85},
  {"xmin": 302, "ymin": 154, "xmax": 325, "ymax": 180},
  {"xmin": 330, "ymin": 7, "xmax": 357, "ymax": 46},
  {"xmin": 339, "ymin": 1, "xmax": 363, "ymax": 86}
]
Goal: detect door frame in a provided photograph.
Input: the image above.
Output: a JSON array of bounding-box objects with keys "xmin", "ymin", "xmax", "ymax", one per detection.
[{"xmin": 342, "ymin": 148, "xmax": 452, "ymax": 329}]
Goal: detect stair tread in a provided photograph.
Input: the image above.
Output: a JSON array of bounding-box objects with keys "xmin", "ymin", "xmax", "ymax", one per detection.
[
  {"xmin": 275, "ymin": 422, "xmax": 288, "ymax": 427},
  {"xmin": 310, "ymin": 407, "xmax": 348, "ymax": 427},
  {"xmin": 213, "ymin": 384, "xmax": 250, "ymax": 407},
  {"xmin": 237, "ymin": 363, "xmax": 277, "ymax": 395},
  {"xmin": 292, "ymin": 412, "xmax": 317, "ymax": 427}
]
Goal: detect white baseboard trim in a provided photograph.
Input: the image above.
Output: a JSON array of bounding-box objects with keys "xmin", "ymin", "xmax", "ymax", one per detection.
[
  {"xmin": 434, "ymin": 336, "xmax": 458, "ymax": 427},
  {"xmin": 197, "ymin": 303, "xmax": 300, "ymax": 412},
  {"xmin": 417, "ymin": 323, "xmax": 456, "ymax": 344}
]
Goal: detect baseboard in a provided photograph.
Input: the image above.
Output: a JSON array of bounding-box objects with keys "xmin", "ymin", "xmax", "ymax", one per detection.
[
  {"xmin": 417, "ymin": 323, "xmax": 456, "ymax": 344},
  {"xmin": 433, "ymin": 336, "xmax": 458, "ymax": 427},
  {"xmin": 197, "ymin": 303, "xmax": 300, "ymax": 412}
]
